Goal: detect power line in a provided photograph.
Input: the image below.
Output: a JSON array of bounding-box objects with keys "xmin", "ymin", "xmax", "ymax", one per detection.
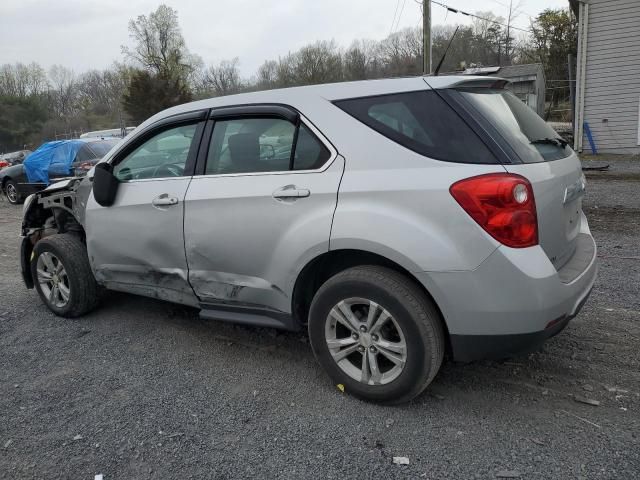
[
  {"xmin": 484, "ymin": 0, "xmax": 539, "ymax": 34},
  {"xmin": 427, "ymin": 0, "xmax": 532, "ymax": 33},
  {"xmin": 396, "ymin": 0, "xmax": 408, "ymax": 32},
  {"xmin": 389, "ymin": 0, "xmax": 401, "ymax": 36},
  {"xmin": 391, "ymin": 0, "xmax": 408, "ymax": 35},
  {"xmin": 485, "ymin": 0, "xmax": 537, "ymax": 20},
  {"xmin": 486, "ymin": 0, "xmax": 510, "ymax": 8}
]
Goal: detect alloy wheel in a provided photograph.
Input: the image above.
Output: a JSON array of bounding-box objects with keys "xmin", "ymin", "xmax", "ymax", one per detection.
[
  {"xmin": 36, "ymin": 252, "xmax": 71, "ymax": 308},
  {"xmin": 324, "ymin": 297, "xmax": 407, "ymax": 386},
  {"xmin": 5, "ymin": 183, "xmax": 18, "ymax": 203}
]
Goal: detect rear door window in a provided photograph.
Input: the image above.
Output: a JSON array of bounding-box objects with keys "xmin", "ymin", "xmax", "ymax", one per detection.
[
  {"xmin": 292, "ymin": 124, "xmax": 331, "ymax": 170},
  {"xmin": 205, "ymin": 118, "xmax": 332, "ymax": 175},
  {"xmin": 206, "ymin": 118, "xmax": 295, "ymax": 174},
  {"xmin": 334, "ymin": 90, "xmax": 497, "ymax": 164}
]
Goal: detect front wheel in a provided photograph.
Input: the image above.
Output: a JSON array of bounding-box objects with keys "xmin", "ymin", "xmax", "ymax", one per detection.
[
  {"xmin": 308, "ymin": 266, "xmax": 445, "ymax": 404},
  {"xmin": 4, "ymin": 180, "xmax": 22, "ymax": 204},
  {"xmin": 31, "ymin": 234, "xmax": 100, "ymax": 317}
]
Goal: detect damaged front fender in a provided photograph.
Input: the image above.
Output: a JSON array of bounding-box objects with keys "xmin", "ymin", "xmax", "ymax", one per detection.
[
  {"xmin": 21, "ymin": 177, "xmax": 87, "ymax": 234},
  {"xmin": 20, "ymin": 177, "xmax": 90, "ymax": 288}
]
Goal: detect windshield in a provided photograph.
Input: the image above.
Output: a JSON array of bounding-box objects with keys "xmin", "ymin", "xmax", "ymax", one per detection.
[
  {"xmin": 458, "ymin": 89, "xmax": 571, "ymax": 163},
  {"xmin": 86, "ymin": 140, "xmax": 119, "ymax": 158}
]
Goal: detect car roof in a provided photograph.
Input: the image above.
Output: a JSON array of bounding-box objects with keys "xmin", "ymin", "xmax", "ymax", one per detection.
[
  {"xmin": 0, "ymin": 150, "xmax": 30, "ymax": 158},
  {"xmin": 140, "ymin": 75, "xmax": 499, "ymax": 130},
  {"xmin": 76, "ymin": 137, "xmax": 119, "ymax": 144},
  {"xmin": 38, "ymin": 138, "xmax": 118, "ymax": 148}
]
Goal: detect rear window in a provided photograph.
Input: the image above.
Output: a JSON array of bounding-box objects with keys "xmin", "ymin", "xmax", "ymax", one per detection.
[
  {"xmin": 457, "ymin": 89, "xmax": 571, "ymax": 163},
  {"xmin": 334, "ymin": 90, "xmax": 497, "ymax": 164}
]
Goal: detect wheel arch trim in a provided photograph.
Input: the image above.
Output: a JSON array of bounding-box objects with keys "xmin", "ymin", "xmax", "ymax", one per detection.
[{"xmin": 290, "ymin": 246, "xmax": 451, "ymax": 340}]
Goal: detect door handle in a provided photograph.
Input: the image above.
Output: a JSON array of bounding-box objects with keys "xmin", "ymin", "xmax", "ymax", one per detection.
[
  {"xmin": 152, "ymin": 194, "xmax": 179, "ymax": 207},
  {"xmin": 272, "ymin": 186, "xmax": 310, "ymax": 199}
]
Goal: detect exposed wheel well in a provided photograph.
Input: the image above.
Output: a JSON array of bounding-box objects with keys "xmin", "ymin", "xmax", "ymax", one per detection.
[
  {"xmin": 291, "ymin": 249, "xmax": 451, "ymax": 348},
  {"xmin": 49, "ymin": 208, "xmax": 85, "ymax": 238},
  {"xmin": 26, "ymin": 205, "xmax": 86, "ymax": 238},
  {"xmin": 21, "ymin": 205, "xmax": 87, "ymax": 289}
]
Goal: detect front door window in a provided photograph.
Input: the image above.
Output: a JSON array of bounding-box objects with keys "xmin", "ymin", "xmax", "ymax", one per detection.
[{"xmin": 114, "ymin": 124, "xmax": 198, "ymax": 181}]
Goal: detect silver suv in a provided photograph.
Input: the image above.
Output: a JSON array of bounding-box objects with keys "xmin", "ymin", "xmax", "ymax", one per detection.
[{"xmin": 20, "ymin": 76, "xmax": 597, "ymax": 403}]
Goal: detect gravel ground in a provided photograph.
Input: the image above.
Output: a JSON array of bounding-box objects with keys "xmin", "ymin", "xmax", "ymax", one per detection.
[{"xmin": 1, "ymin": 157, "xmax": 639, "ymax": 479}]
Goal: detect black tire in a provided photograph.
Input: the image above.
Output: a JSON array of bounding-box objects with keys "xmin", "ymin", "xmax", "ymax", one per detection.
[
  {"xmin": 308, "ymin": 266, "xmax": 445, "ymax": 404},
  {"xmin": 4, "ymin": 179, "xmax": 22, "ymax": 205},
  {"xmin": 30, "ymin": 233, "xmax": 100, "ymax": 317}
]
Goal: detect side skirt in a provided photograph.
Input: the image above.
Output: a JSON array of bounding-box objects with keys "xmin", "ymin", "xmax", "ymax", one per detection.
[{"xmin": 199, "ymin": 303, "xmax": 300, "ymax": 332}]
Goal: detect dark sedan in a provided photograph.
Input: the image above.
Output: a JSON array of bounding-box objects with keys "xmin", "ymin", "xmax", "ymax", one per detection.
[
  {"xmin": 1, "ymin": 138, "xmax": 117, "ymax": 204},
  {"xmin": 0, "ymin": 150, "xmax": 32, "ymax": 169}
]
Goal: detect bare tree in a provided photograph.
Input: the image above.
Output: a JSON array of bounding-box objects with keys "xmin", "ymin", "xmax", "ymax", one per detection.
[
  {"xmin": 504, "ymin": 1, "xmax": 525, "ymax": 65},
  {"xmin": 75, "ymin": 64, "xmax": 132, "ymax": 117},
  {"xmin": 292, "ymin": 40, "xmax": 343, "ymax": 85},
  {"xmin": 276, "ymin": 54, "xmax": 297, "ymax": 87},
  {"xmin": 343, "ymin": 40, "xmax": 379, "ymax": 80},
  {"xmin": 0, "ymin": 62, "xmax": 48, "ymax": 98},
  {"xmin": 200, "ymin": 58, "xmax": 243, "ymax": 97},
  {"xmin": 377, "ymin": 28, "xmax": 422, "ymax": 76},
  {"xmin": 470, "ymin": 11, "xmax": 507, "ymax": 66},
  {"xmin": 255, "ymin": 60, "xmax": 278, "ymax": 89},
  {"xmin": 27, "ymin": 63, "xmax": 48, "ymax": 96},
  {"xmin": 48, "ymin": 65, "xmax": 77, "ymax": 118},
  {"xmin": 104, "ymin": 63, "xmax": 135, "ymax": 113}
]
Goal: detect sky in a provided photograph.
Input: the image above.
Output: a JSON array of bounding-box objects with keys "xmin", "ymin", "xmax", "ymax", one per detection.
[{"xmin": 0, "ymin": 0, "xmax": 569, "ymax": 77}]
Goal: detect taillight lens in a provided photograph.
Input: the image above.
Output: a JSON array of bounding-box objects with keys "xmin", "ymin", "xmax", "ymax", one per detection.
[
  {"xmin": 0, "ymin": 161, "xmax": 9, "ymax": 168},
  {"xmin": 450, "ymin": 173, "xmax": 538, "ymax": 248}
]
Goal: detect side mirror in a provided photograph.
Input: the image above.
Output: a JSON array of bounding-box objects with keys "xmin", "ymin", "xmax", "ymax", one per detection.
[{"xmin": 93, "ymin": 163, "xmax": 119, "ymax": 207}]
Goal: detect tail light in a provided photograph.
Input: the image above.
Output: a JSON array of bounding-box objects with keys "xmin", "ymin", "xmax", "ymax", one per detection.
[
  {"xmin": 450, "ymin": 173, "xmax": 538, "ymax": 248},
  {"xmin": 0, "ymin": 161, "xmax": 9, "ymax": 168}
]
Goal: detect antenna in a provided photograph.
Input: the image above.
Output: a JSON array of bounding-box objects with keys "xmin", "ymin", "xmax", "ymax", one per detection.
[{"xmin": 433, "ymin": 26, "xmax": 460, "ymax": 76}]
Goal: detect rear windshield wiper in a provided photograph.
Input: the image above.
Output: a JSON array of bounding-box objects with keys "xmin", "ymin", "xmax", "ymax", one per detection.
[{"xmin": 530, "ymin": 137, "xmax": 568, "ymax": 148}]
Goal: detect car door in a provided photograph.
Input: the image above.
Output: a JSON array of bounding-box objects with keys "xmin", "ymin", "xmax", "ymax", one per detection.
[
  {"xmin": 183, "ymin": 105, "xmax": 344, "ymax": 320},
  {"xmin": 84, "ymin": 110, "xmax": 207, "ymax": 306}
]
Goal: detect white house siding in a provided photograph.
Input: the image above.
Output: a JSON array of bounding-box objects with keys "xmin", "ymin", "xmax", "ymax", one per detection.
[{"xmin": 576, "ymin": 0, "xmax": 640, "ymax": 154}]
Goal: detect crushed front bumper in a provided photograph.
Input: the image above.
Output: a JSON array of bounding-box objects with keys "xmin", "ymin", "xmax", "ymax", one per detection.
[{"xmin": 20, "ymin": 236, "xmax": 35, "ymax": 289}]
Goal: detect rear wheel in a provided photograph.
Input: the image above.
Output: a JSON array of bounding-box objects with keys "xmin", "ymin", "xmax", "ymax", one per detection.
[
  {"xmin": 31, "ymin": 234, "xmax": 100, "ymax": 317},
  {"xmin": 4, "ymin": 179, "xmax": 22, "ymax": 204},
  {"xmin": 308, "ymin": 266, "xmax": 445, "ymax": 404}
]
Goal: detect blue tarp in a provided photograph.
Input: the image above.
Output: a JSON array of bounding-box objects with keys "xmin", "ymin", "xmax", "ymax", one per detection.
[{"xmin": 23, "ymin": 140, "xmax": 85, "ymax": 184}]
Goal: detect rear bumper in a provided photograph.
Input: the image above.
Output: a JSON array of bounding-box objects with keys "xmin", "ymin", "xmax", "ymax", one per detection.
[
  {"xmin": 448, "ymin": 284, "xmax": 592, "ymax": 362},
  {"xmin": 416, "ymin": 230, "xmax": 597, "ymax": 362}
]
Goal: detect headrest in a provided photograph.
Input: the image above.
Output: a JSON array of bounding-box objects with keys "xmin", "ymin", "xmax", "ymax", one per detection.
[{"xmin": 228, "ymin": 133, "xmax": 260, "ymax": 170}]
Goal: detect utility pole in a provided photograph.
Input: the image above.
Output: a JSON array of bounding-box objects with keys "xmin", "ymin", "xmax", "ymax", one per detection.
[
  {"xmin": 568, "ymin": 54, "xmax": 576, "ymax": 133},
  {"xmin": 423, "ymin": 0, "xmax": 431, "ymax": 74}
]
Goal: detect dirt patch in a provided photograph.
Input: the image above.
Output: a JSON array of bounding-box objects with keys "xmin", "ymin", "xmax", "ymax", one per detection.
[
  {"xmin": 581, "ymin": 154, "xmax": 640, "ymax": 162},
  {"xmin": 584, "ymin": 172, "xmax": 640, "ymax": 182},
  {"xmin": 584, "ymin": 205, "xmax": 640, "ymax": 233}
]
